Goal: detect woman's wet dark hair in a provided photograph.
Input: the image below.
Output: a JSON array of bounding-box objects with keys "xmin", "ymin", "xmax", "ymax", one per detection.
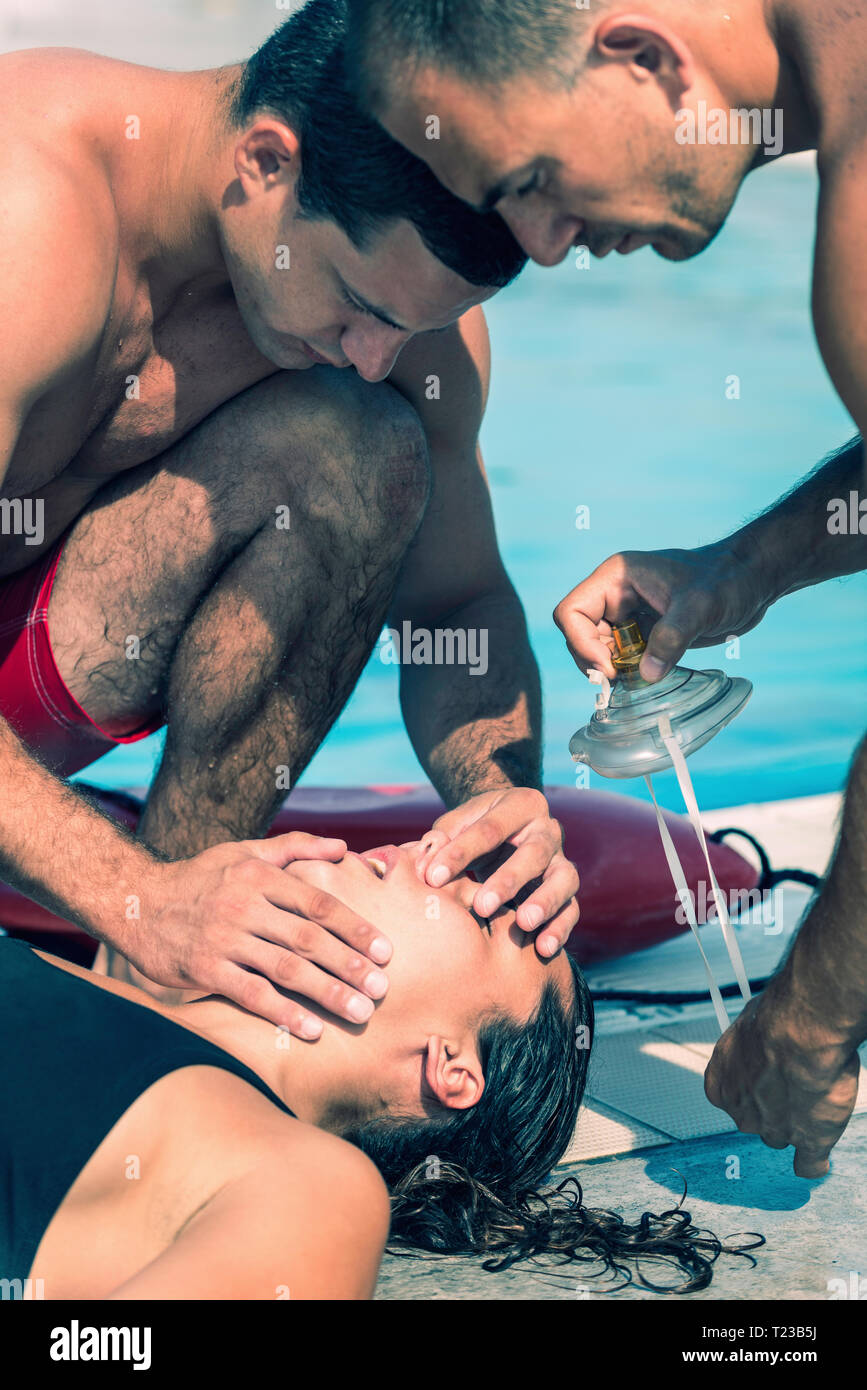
[
  {"xmin": 346, "ymin": 954, "xmax": 763, "ymax": 1293},
  {"xmin": 230, "ymin": 0, "xmax": 527, "ymax": 289}
]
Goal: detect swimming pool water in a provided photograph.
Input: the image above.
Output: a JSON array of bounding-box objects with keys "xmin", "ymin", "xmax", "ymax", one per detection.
[{"xmin": 83, "ymin": 157, "xmax": 866, "ymax": 812}]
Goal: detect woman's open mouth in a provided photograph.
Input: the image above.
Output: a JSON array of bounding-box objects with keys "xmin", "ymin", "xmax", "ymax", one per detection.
[
  {"xmin": 359, "ymin": 844, "xmax": 402, "ymax": 878},
  {"xmin": 362, "ymin": 855, "xmax": 387, "ymax": 879}
]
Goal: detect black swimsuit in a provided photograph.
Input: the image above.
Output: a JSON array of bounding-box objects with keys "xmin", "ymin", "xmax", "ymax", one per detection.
[{"xmin": 0, "ymin": 935, "xmax": 295, "ymax": 1282}]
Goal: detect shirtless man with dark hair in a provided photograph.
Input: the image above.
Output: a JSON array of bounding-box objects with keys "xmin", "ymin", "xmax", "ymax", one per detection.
[
  {"xmin": 348, "ymin": 0, "xmax": 867, "ymax": 1176},
  {"xmin": 0, "ymin": 0, "xmax": 580, "ymax": 1042}
]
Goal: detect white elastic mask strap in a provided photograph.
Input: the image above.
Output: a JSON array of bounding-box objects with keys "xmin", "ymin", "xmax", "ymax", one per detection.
[
  {"xmin": 644, "ymin": 774, "xmax": 731, "ymax": 1032},
  {"xmin": 658, "ymin": 715, "xmax": 752, "ymax": 1005},
  {"xmin": 646, "ymin": 715, "xmax": 752, "ymax": 1033}
]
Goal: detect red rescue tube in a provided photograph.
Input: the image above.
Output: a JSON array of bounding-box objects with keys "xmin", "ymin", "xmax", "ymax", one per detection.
[{"xmin": 0, "ymin": 784, "xmax": 758, "ymax": 966}]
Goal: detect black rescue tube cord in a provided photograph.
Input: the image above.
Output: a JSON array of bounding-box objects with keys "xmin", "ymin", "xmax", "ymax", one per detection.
[
  {"xmin": 590, "ymin": 826, "xmax": 822, "ymax": 1005},
  {"xmin": 707, "ymin": 826, "xmax": 822, "ymax": 893}
]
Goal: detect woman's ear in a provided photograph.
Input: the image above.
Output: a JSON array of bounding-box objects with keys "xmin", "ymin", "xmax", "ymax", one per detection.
[
  {"xmin": 593, "ymin": 12, "xmax": 695, "ymax": 103},
  {"xmin": 423, "ymin": 1035, "xmax": 485, "ymax": 1111}
]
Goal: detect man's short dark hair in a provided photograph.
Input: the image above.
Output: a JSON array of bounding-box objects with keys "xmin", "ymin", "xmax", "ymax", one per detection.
[
  {"xmin": 230, "ymin": 0, "xmax": 526, "ymax": 288},
  {"xmin": 347, "ymin": 0, "xmax": 581, "ymax": 100}
]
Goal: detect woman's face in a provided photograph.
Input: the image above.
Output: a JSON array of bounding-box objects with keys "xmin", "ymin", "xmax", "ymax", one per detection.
[{"xmin": 286, "ymin": 841, "xmax": 576, "ymax": 1031}]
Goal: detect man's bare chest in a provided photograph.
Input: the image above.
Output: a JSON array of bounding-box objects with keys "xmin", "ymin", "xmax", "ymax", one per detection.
[{"xmin": 1, "ymin": 282, "xmax": 278, "ymax": 573}]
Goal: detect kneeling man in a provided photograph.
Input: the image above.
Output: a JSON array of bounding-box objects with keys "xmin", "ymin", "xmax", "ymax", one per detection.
[{"xmin": 0, "ymin": 0, "xmax": 579, "ymax": 1037}]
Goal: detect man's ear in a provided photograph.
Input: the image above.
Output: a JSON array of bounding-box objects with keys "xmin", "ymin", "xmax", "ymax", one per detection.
[
  {"xmin": 423, "ymin": 1035, "xmax": 485, "ymax": 1111},
  {"xmin": 593, "ymin": 12, "xmax": 695, "ymax": 104},
  {"xmin": 233, "ymin": 118, "xmax": 302, "ymax": 197}
]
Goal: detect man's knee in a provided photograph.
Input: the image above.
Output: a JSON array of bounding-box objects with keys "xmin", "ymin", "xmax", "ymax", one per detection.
[
  {"xmin": 251, "ymin": 369, "xmax": 430, "ymax": 547},
  {"xmin": 349, "ymin": 379, "xmax": 431, "ymax": 545}
]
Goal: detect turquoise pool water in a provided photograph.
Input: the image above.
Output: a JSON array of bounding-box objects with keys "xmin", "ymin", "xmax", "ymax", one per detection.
[{"xmin": 82, "ymin": 156, "xmax": 866, "ymax": 812}]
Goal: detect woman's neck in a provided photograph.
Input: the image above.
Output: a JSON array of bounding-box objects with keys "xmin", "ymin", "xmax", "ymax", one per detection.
[{"xmin": 170, "ymin": 993, "xmax": 385, "ymax": 1131}]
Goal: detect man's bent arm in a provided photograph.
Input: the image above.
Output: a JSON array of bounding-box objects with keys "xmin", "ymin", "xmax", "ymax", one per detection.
[
  {"xmin": 774, "ymin": 734, "xmax": 867, "ymax": 1050},
  {"xmin": 747, "ymin": 142, "xmax": 867, "ymax": 601},
  {"xmin": 556, "ymin": 435, "xmax": 866, "ymax": 682},
  {"xmin": 704, "ymin": 736, "xmax": 866, "ymax": 1176},
  {"xmin": 0, "ymin": 720, "xmax": 158, "ymax": 944},
  {"xmin": 0, "ymin": 161, "xmax": 154, "ymax": 949},
  {"xmin": 727, "ymin": 434, "xmax": 866, "ymax": 607},
  {"xmin": 388, "ymin": 314, "xmax": 578, "ymax": 948},
  {"xmin": 396, "ymin": 584, "xmax": 542, "ymax": 807},
  {"xmin": 389, "ymin": 312, "xmax": 542, "ymax": 805}
]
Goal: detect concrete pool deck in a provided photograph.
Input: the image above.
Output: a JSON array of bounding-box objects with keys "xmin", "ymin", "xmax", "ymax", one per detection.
[{"xmin": 375, "ymin": 1115, "xmax": 867, "ymax": 1300}]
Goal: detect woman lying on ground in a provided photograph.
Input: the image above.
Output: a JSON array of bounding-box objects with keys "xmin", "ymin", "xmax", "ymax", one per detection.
[{"xmin": 1, "ymin": 837, "xmax": 758, "ymax": 1299}]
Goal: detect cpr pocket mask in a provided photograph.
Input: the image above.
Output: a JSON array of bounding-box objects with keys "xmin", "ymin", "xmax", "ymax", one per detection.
[{"xmin": 570, "ymin": 620, "xmax": 753, "ymax": 1031}]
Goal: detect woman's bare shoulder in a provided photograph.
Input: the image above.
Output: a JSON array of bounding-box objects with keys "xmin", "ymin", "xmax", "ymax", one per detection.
[
  {"xmin": 108, "ymin": 1071, "xmax": 390, "ymax": 1299},
  {"xmin": 160, "ymin": 1066, "xmax": 384, "ymax": 1183}
]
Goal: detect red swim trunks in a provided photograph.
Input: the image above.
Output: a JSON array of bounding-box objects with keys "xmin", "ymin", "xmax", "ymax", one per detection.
[{"xmin": 0, "ymin": 535, "xmax": 164, "ymax": 778}]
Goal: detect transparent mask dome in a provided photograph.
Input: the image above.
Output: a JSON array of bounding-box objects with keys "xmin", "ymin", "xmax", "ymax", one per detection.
[{"xmin": 569, "ymin": 621, "xmax": 752, "ymax": 779}]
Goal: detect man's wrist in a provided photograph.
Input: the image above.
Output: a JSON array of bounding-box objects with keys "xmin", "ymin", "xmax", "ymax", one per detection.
[
  {"xmin": 445, "ymin": 772, "xmax": 541, "ymax": 810},
  {"xmin": 772, "ymin": 912, "xmax": 867, "ymax": 1055},
  {"xmin": 83, "ymin": 839, "xmax": 165, "ymax": 950},
  {"xmin": 776, "ymin": 735, "xmax": 867, "ymax": 1054},
  {"xmin": 713, "ymin": 526, "xmax": 790, "ymax": 614},
  {"xmin": 719, "ymin": 436, "xmax": 867, "ymax": 601}
]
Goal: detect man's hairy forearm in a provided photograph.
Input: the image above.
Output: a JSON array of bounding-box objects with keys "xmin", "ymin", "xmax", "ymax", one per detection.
[
  {"xmin": 398, "ymin": 590, "xmax": 543, "ymax": 808},
  {"xmin": 728, "ymin": 435, "xmax": 866, "ymax": 600},
  {"xmin": 0, "ymin": 717, "xmax": 157, "ymax": 946},
  {"xmin": 774, "ymin": 734, "xmax": 867, "ymax": 1048}
]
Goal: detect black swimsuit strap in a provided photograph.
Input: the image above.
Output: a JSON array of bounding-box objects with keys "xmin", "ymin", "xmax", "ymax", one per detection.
[{"xmin": 0, "ymin": 935, "xmax": 295, "ymax": 1283}]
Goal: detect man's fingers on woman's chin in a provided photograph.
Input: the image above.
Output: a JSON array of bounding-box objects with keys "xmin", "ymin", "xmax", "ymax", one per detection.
[
  {"xmin": 303, "ymin": 839, "xmax": 349, "ymax": 860},
  {"xmin": 282, "ymin": 1011, "xmax": 324, "ymax": 1041},
  {"xmin": 263, "ymin": 832, "xmax": 346, "ymax": 861},
  {"xmin": 219, "ymin": 966, "xmax": 322, "ymax": 1038}
]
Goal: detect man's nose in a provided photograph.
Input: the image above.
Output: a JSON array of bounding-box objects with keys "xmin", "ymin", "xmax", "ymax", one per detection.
[
  {"xmin": 344, "ymin": 326, "xmax": 409, "ymax": 383},
  {"xmin": 503, "ymin": 206, "xmax": 582, "ymax": 267}
]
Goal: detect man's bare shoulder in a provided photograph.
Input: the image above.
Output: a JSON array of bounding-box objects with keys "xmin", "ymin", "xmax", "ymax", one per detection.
[
  {"xmin": 0, "ymin": 45, "xmax": 144, "ymax": 121},
  {"xmin": 812, "ymin": 131, "xmax": 867, "ymax": 435},
  {"xmin": 0, "ymin": 110, "xmax": 119, "ymax": 410},
  {"xmin": 0, "ymin": 48, "xmax": 125, "ymax": 264},
  {"xmin": 785, "ymin": 0, "xmax": 867, "ymax": 158}
]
